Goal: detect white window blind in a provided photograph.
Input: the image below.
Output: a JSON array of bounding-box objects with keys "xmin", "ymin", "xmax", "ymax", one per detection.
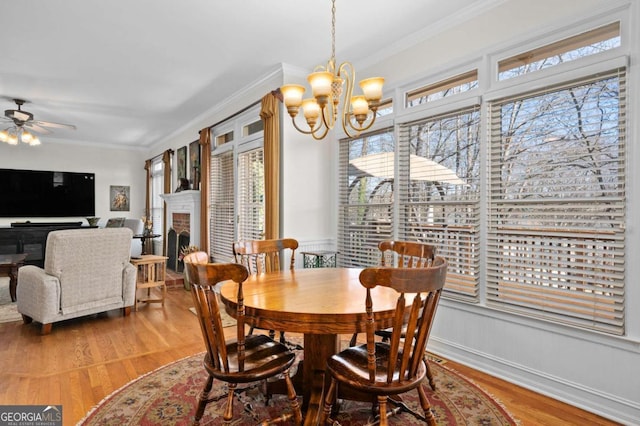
[
  {"xmin": 487, "ymin": 68, "xmax": 626, "ymax": 334},
  {"xmin": 210, "ymin": 151, "xmax": 235, "ymax": 262},
  {"xmin": 237, "ymin": 148, "xmax": 264, "ymax": 241},
  {"xmin": 338, "ymin": 129, "xmax": 395, "ymax": 267},
  {"xmin": 398, "ymin": 106, "xmax": 481, "ymax": 301}
]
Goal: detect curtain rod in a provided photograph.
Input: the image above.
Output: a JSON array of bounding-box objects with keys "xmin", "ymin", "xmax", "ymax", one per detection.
[{"xmin": 199, "ymin": 88, "xmax": 282, "ymax": 133}]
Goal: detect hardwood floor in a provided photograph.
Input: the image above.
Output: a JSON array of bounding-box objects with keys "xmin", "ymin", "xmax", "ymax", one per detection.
[{"xmin": 0, "ymin": 287, "xmax": 619, "ymax": 425}]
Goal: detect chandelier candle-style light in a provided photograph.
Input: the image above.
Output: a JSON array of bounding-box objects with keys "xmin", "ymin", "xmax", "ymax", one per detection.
[{"xmin": 280, "ymin": 0, "xmax": 384, "ymax": 140}]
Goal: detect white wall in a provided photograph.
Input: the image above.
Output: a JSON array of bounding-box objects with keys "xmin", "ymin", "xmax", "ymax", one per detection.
[{"xmin": 0, "ymin": 140, "xmax": 145, "ymax": 227}]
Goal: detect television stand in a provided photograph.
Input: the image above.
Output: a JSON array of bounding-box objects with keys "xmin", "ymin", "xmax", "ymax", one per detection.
[
  {"xmin": 10, "ymin": 221, "xmax": 83, "ymax": 228},
  {"xmin": 0, "ymin": 223, "xmax": 90, "ymax": 267}
]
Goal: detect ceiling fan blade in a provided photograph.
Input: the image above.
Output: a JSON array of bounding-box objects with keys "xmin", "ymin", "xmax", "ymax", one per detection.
[
  {"xmin": 23, "ymin": 123, "xmax": 52, "ymax": 134},
  {"xmin": 32, "ymin": 120, "xmax": 76, "ymax": 130}
]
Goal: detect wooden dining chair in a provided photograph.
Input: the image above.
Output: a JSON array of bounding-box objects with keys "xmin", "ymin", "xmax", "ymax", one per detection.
[
  {"xmin": 182, "ymin": 251, "xmax": 210, "ymax": 291},
  {"xmin": 378, "ymin": 240, "xmax": 436, "ymax": 268},
  {"xmin": 320, "ymin": 257, "xmax": 447, "ymax": 426},
  {"xmin": 183, "ymin": 250, "xmax": 209, "ymax": 265},
  {"xmin": 348, "ymin": 241, "xmax": 436, "ymax": 345},
  {"xmin": 232, "ymin": 238, "xmax": 298, "ymax": 274},
  {"xmin": 349, "ymin": 241, "xmax": 438, "ymax": 390},
  {"xmin": 375, "ymin": 240, "xmax": 438, "ymax": 391},
  {"xmin": 232, "ymin": 238, "xmax": 299, "ymax": 343},
  {"xmin": 185, "ymin": 261, "xmax": 302, "ymax": 426}
]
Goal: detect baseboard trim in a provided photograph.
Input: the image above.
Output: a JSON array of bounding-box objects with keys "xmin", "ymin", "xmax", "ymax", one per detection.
[{"xmin": 429, "ymin": 337, "xmax": 640, "ymax": 425}]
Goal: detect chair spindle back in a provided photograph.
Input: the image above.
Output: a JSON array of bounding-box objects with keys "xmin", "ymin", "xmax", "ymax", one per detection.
[
  {"xmin": 232, "ymin": 238, "xmax": 299, "ymax": 274},
  {"xmin": 360, "ymin": 256, "xmax": 447, "ymax": 383},
  {"xmin": 184, "ymin": 262, "xmax": 249, "ymax": 372}
]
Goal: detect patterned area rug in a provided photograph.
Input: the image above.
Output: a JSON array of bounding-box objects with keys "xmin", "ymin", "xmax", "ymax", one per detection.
[{"xmin": 79, "ymin": 351, "xmax": 518, "ymax": 425}]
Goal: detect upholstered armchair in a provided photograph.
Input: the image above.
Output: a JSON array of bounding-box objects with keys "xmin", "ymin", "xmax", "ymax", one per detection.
[{"xmin": 17, "ymin": 228, "xmax": 137, "ymax": 334}]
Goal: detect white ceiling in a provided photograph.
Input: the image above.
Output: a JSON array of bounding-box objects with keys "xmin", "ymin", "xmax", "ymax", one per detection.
[{"xmin": 0, "ymin": 0, "xmax": 496, "ymax": 149}]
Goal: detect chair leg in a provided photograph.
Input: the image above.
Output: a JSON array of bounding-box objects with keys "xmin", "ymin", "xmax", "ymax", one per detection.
[
  {"xmin": 425, "ymin": 357, "xmax": 436, "ymax": 390},
  {"xmin": 417, "ymin": 385, "xmax": 437, "ymax": 426},
  {"xmin": 284, "ymin": 369, "xmax": 303, "ymax": 425},
  {"xmin": 377, "ymin": 395, "xmax": 389, "ymax": 426},
  {"xmin": 279, "ymin": 330, "xmax": 286, "ymax": 344},
  {"xmin": 349, "ymin": 332, "xmax": 358, "ymax": 347},
  {"xmin": 257, "ymin": 370, "xmax": 302, "ymax": 425},
  {"xmin": 223, "ymin": 383, "xmax": 237, "ymax": 421},
  {"xmin": 193, "ymin": 375, "xmax": 214, "ymax": 425},
  {"xmin": 320, "ymin": 378, "xmax": 337, "ymax": 425}
]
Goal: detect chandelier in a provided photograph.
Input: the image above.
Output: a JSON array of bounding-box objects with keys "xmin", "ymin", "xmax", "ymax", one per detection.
[
  {"xmin": 0, "ymin": 126, "xmax": 40, "ymax": 146},
  {"xmin": 280, "ymin": 0, "xmax": 384, "ymax": 140}
]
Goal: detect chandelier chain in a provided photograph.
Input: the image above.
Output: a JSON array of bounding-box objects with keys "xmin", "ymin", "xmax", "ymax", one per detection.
[{"xmin": 331, "ymin": 0, "xmax": 336, "ymax": 64}]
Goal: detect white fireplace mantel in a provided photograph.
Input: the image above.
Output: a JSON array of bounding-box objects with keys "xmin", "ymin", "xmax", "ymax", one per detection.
[{"xmin": 160, "ymin": 190, "xmax": 201, "ymax": 249}]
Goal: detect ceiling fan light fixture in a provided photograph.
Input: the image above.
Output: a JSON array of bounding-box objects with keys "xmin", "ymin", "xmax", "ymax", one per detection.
[
  {"xmin": 2, "ymin": 98, "xmax": 77, "ymax": 146},
  {"xmin": 21, "ymin": 129, "xmax": 33, "ymax": 143}
]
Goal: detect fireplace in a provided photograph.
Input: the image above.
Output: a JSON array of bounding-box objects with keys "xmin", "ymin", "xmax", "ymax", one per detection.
[
  {"xmin": 167, "ymin": 228, "xmax": 190, "ymax": 272},
  {"xmin": 160, "ymin": 190, "xmax": 200, "ymax": 272}
]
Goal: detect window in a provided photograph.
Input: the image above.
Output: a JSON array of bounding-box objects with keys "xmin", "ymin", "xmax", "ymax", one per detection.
[
  {"xmin": 376, "ymin": 98, "xmax": 394, "ymax": 117},
  {"xmin": 487, "ymin": 68, "xmax": 626, "ymax": 334},
  {"xmin": 210, "ymin": 113, "xmax": 264, "ymax": 262},
  {"xmin": 150, "ymin": 159, "xmax": 164, "ymax": 236},
  {"xmin": 215, "ymin": 130, "xmax": 234, "ymax": 148},
  {"xmin": 398, "ymin": 106, "xmax": 481, "ymax": 301},
  {"xmin": 338, "ymin": 129, "xmax": 395, "ymax": 267},
  {"xmin": 237, "ymin": 148, "xmax": 264, "ymax": 241},
  {"xmin": 498, "ymin": 22, "xmax": 620, "ymax": 80},
  {"xmin": 406, "ymin": 70, "xmax": 478, "ymax": 107},
  {"xmin": 336, "ymin": 19, "xmax": 628, "ymax": 335},
  {"xmin": 210, "ymin": 151, "xmax": 235, "ymax": 261}
]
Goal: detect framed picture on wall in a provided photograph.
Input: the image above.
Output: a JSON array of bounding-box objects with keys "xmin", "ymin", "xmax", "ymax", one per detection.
[
  {"xmin": 110, "ymin": 185, "xmax": 130, "ymax": 211},
  {"xmin": 177, "ymin": 146, "xmax": 187, "ymax": 180},
  {"xmin": 189, "ymin": 140, "xmax": 200, "ymax": 190}
]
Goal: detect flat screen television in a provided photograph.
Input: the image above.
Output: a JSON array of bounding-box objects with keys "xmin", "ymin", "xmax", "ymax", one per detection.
[{"xmin": 0, "ymin": 168, "xmax": 95, "ymax": 217}]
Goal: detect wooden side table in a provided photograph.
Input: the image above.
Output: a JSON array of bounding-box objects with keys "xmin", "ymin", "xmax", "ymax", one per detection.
[
  {"xmin": 130, "ymin": 255, "xmax": 168, "ymax": 310},
  {"xmin": 0, "ymin": 253, "xmax": 27, "ymax": 302}
]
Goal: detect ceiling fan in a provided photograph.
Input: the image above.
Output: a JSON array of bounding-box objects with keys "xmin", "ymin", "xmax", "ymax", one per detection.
[{"xmin": 1, "ymin": 98, "xmax": 76, "ymax": 146}]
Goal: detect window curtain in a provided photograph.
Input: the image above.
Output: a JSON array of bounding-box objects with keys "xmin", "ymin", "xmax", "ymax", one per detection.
[
  {"xmin": 260, "ymin": 90, "xmax": 281, "ymax": 240},
  {"xmin": 161, "ymin": 150, "xmax": 172, "ymax": 255},
  {"xmin": 144, "ymin": 160, "xmax": 151, "ymax": 219},
  {"xmin": 199, "ymin": 127, "xmax": 211, "ymax": 254}
]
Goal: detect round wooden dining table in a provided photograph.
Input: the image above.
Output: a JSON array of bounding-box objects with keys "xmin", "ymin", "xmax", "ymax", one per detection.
[{"xmin": 218, "ymin": 267, "xmax": 402, "ymax": 425}]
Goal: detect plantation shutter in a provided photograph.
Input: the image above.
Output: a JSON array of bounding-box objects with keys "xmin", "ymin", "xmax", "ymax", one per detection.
[
  {"xmin": 237, "ymin": 148, "xmax": 265, "ymax": 241},
  {"xmin": 338, "ymin": 129, "xmax": 395, "ymax": 267},
  {"xmin": 210, "ymin": 151, "xmax": 235, "ymax": 262},
  {"xmin": 487, "ymin": 68, "xmax": 626, "ymax": 334},
  {"xmin": 398, "ymin": 106, "xmax": 481, "ymax": 301}
]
